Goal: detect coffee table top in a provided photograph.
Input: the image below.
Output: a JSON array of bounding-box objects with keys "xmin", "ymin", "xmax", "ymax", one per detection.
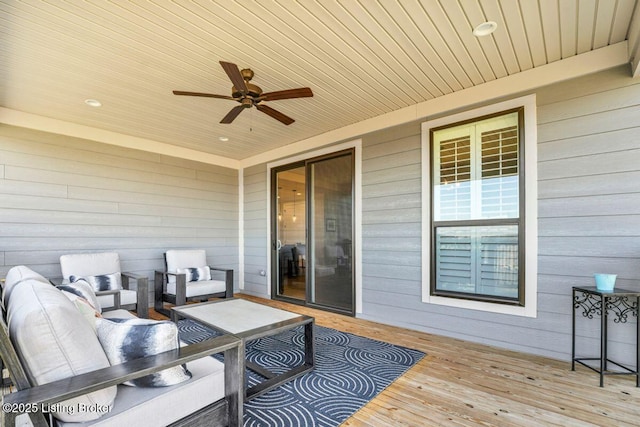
[{"xmin": 171, "ymin": 298, "xmax": 304, "ymax": 335}]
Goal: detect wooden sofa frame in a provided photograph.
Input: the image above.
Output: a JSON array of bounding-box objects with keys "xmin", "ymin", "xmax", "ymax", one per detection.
[{"xmin": 0, "ymin": 305, "xmax": 244, "ymax": 427}]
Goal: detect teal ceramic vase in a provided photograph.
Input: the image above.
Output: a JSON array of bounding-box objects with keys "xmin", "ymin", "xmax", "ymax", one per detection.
[{"xmin": 594, "ymin": 273, "xmax": 617, "ymax": 291}]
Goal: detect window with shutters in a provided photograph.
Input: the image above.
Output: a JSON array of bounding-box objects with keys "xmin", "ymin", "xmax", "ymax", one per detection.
[{"xmin": 431, "ymin": 109, "xmax": 523, "ymax": 305}]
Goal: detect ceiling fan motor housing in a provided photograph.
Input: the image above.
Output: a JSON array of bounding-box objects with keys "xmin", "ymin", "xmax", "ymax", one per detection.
[
  {"xmin": 231, "ymin": 68, "xmax": 263, "ymax": 99},
  {"xmin": 232, "ymin": 82, "xmax": 263, "ymax": 100}
]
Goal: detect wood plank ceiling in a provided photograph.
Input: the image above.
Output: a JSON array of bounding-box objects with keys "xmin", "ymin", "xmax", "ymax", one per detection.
[{"xmin": 0, "ymin": 1, "xmax": 637, "ymax": 161}]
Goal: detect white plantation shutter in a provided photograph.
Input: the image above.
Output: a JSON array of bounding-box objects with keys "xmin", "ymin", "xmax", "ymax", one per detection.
[
  {"xmin": 435, "ymin": 230, "xmax": 473, "ymax": 292},
  {"xmin": 438, "ymin": 135, "xmax": 471, "ymax": 221},
  {"xmin": 480, "ymin": 124, "xmax": 519, "ymax": 219},
  {"xmin": 478, "ymin": 228, "xmax": 519, "ymax": 298},
  {"xmin": 432, "ymin": 111, "xmax": 521, "ymax": 302}
]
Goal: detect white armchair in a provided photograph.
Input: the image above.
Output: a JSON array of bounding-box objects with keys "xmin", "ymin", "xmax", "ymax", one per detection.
[
  {"xmin": 155, "ymin": 249, "xmax": 233, "ymax": 316},
  {"xmin": 60, "ymin": 252, "xmax": 149, "ymax": 318}
]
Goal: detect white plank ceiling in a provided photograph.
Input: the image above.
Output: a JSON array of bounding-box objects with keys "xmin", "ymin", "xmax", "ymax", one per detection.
[{"xmin": 1, "ymin": 0, "xmax": 638, "ymax": 161}]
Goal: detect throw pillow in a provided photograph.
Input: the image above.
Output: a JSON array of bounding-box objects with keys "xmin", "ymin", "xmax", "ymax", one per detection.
[
  {"xmin": 60, "ymin": 291, "xmax": 102, "ymax": 330},
  {"xmin": 71, "ymin": 272, "xmax": 122, "ymax": 292},
  {"xmin": 58, "ymin": 279, "xmax": 102, "ymax": 312},
  {"xmin": 176, "ymin": 266, "xmax": 211, "ymax": 282},
  {"xmin": 95, "ymin": 318, "xmax": 192, "ymax": 387}
]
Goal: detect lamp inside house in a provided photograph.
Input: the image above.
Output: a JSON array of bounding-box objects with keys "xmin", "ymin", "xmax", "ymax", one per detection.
[
  {"xmin": 292, "ymin": 190, "xmax": 297, "ymax": 222},
  {"xmin": 278, "ymin": 187, "xmax": 282, "ymax": 221}
]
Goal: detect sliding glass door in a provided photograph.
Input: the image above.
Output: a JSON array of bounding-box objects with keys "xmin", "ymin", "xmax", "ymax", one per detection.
[
  {"xmin": 307, "ymin": 152, "xmax": 353, "ymax": 312},
  {"xmin": 271, "ymin": 150, "xmax": 354, "ymax": 314},
  {"xmin": 272, "ymin": 164, "xmax": 307, "ymax": 301}
]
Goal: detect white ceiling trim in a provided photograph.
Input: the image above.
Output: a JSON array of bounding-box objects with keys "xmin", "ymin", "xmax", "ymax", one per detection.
[
  {"xmin": 0, "ymin": 107, "xmax": 240, "ymax": 169},
  {"xmin": 241, "ymin": 41, "xmax": 630, "ymax": 168},
  {"xmin": 0, "ymin": 42, "xmax": 630, "ymax": 171}
]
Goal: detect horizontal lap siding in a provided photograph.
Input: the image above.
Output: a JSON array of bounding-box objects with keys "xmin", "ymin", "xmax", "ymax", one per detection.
[
  {"xmin": 357, "ymin": 66, "xmax": 640, "ymax": 365},
  {"xmin": 536, "ymin": 68, "xmax": 640, "ymax": 364},
  {"xmin": 242, "ymin": 164, "xmax": 269, "ymax": 297},
  {"xmin": 0, "ymin": 125, "xmax": 239, "ymax": 303},
  {"xmin": 361, "ymin": 125, "xmax": 423, "ymax": 323}
]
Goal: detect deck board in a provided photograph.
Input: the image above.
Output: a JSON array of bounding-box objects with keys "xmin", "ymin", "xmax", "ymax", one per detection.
[{"xmin": 152, "ymin": 294, "xmax": 640, "ymax": 426}]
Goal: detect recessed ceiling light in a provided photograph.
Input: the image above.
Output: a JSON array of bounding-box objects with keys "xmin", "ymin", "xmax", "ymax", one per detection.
[
  {"xmin": 84, "ymin": 99, "xmax": 102, "ymax": 107},
  {"xmin": 219, "ymin": 136, "xmax": 229, "ymax": 142},
  {"xmin": 472, "ymin": 21, "xmax": 497, "ymax": 37}
]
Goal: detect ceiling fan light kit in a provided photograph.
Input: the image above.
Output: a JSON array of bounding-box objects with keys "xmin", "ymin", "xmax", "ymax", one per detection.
[{"xmin": 173, "ymin": 61, "xmax": 313, "ymax": 125}]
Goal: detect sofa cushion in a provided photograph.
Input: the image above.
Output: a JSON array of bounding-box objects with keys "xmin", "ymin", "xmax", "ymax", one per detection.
[
  {"xmin": 177, "ymin": 266, "xmax": 211, "ymax": 282},
  {"xmin": 7, "ymin": 277, "xmax": 116, "ymax": 422},
  {"xmin": 97, "ymin": 288, "xmax": 137, "ymax": 310},
  {"xmin": 55, "ymin": 355, "xmax": 225, "ymax": 427},
  {"xmin": 101, "ymin": 309, "xmax": 137, "ymax": 320},
  {"xmin": 95, "ymin": 318, "xmax": 192, "ymax": 387},
  {"xmin": 2, "ymin": 265, "xmax": 51, "ymax": 307}
]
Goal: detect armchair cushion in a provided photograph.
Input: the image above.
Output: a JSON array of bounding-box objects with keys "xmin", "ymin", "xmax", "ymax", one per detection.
[
  {"xmin": 71, "ymin": 273, "xmax": 122, "ymax": 292},
  {"xmin": 97, "ymin": 289, "xmax": 137, "ymax": 310},
  {"xmin": 7, "ymin": 275, "xmax": 116, "ymax": 422},
  {"xmin": 60, "ymin": 252, "xmax": 121, "ymax": 279},
  {"xmin": 60, "ymin": 252, "xmax": 150, "ymax": 318},
  {"xmin": 166, "ymin": 279, "xmax": 227, "ymax": 297},
  {"xmin": 177, "ymin": 266, "xmax": 211, "ymax": 282},
  {"xmin": 96, "ymin": 318, "xmax": 192, "ymax": 387},
  {"xmin": 165, "ymin": 249, "xmax": 207, "ymax": 285}
]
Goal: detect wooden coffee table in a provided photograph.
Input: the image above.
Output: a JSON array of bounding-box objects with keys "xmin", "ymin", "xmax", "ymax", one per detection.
[{"xmin": 171, "ymin": 298, "xmax": 314, "ymax": 399}]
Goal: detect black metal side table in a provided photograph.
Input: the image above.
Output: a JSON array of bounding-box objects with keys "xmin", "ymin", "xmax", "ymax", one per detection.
[{"xmin": 572, "ymin": 286, "xmax": 640, "ymax": 387}]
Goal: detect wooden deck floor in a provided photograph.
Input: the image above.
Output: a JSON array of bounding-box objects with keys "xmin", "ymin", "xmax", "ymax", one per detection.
[{"xmin": 155, "ymin": 294, "xmax": 640, "ymax": 427}]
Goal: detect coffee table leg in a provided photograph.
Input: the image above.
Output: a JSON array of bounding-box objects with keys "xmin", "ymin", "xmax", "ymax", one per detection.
[
  {"xmin": 305, "ymin": 321, "xmax": 314, "ymax": 368},
  {"xmin": 245, "ymin": 320, "xmax": 315, "ymax": 400}
]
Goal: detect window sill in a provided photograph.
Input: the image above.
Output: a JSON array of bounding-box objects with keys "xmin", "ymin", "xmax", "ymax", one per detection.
[{"xmin": 423, "ymin": 293, "xmax": 537, "ymax": 317}]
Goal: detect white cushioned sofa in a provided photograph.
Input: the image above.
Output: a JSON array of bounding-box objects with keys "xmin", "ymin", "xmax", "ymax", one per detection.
[{"xmin": 0, "ymin": 266, "xmax": 243, "ymax": 427}]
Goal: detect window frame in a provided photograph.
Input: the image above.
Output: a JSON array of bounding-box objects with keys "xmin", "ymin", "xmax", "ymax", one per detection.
[
  {"xmin": 421, "ymin": 95, "xmax": 538, "ymax": 318},
  {"xmin": 430, "ymin": 107, "xmax": 525, "ymax": 306}
]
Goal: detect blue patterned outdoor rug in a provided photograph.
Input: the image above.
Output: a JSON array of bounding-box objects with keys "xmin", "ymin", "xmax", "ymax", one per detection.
[{"xmin": 178, "ymin": 319, "xmax": 424, "ymax": 427}]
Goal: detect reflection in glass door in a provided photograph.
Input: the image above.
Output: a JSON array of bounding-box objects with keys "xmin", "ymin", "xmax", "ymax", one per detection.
[
  {"xmin": 273, "ymin": 164, "xmax": 307, "ymax": 301},
  {"xmin": 308, "ymin": 153, "xmax": 353, "ymax": 312}
]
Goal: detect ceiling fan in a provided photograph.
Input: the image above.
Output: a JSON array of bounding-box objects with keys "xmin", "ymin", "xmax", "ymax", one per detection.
[{"xmin": 173, "ymin": 61, "xmax": 313, "ymax": 125}]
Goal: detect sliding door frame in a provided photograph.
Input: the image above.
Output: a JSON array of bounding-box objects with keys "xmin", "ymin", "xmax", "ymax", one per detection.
[
  {"xmin": 266, "ymin": 139, "xmax": 363, "ymax": 314},
  {"xmin": 304, "ymin": 149, "xmax": 355, "ymax": 315}
]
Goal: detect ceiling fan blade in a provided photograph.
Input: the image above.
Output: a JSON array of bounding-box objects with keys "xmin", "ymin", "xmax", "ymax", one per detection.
[
  {"xmin": 220, "ymin": 105, "xmax": 245, "ymax": 124},
  {"xmin": 261, "ymin": 87, "xmax": 313, "ymax": 101},
  {"xmin": 173, "ymin": 90, "xmax": 235, "ymax": 100},
  {"xmin": 256, "ymin": 104, "xmax": 295, "ymax": 125},
  {"xmin": 219, "ymin": 61, "xmax": 248, "ymax": 94}
]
